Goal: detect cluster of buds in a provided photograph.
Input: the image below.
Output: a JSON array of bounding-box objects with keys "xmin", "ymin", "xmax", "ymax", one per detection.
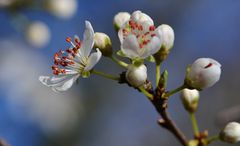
[{"xmin": 38, "ymin": 10, "xmax": 236, "ymax": 146}]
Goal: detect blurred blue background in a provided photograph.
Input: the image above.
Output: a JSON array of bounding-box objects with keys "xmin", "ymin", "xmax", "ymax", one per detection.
[{"xmin": 0, "ymin": 0, "xmax": 240, "ymax": 146}]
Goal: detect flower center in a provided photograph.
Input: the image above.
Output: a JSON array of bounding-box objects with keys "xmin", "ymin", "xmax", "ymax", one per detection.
[
  {"xmin": 122, "ymin": 20, "xmax": 156, "ymax": 49},
  {"xmin": 52, "ymin": 36, "xmax": 82, "ymax": 75}
]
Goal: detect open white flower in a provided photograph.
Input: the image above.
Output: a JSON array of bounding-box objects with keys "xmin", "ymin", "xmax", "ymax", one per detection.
[
  {"xmin": 185, "ymin": 58, "xmax": 221, "ymax": 90},
  {"xmin": 118, "ymin": 10, "xmax": 162, "ymax": 59},
  {"xmin": 39, "ymin": 21, "xmax": 102, "ymax": 92}
]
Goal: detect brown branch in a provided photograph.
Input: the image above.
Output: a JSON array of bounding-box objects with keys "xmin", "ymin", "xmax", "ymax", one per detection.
[{"xmin": 151, "ymin": 96, "xmax": 188, "ymax": 146}]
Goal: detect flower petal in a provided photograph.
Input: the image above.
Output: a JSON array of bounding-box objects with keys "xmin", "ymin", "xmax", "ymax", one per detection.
[
  {"xmin": 131, "ymin": 10, "xmax": 154, "ymax": 26},
  {"xmin": 80, "ymin": 21, "xmax": 94, "ymax": 57},
  {"xmin": 39, "ymin": 74, "xmax": 79, "ymax": 92},
  {"xmin": 84, "ymin": 48, "xmax": 102, "ymax": 71},
  {"xmin": 141, "ymin": 36, "xmax": 162, "ymax": 58},
  {"xmin": 121, "ymin": 34, "xmax": 141, "ymax": 59}
]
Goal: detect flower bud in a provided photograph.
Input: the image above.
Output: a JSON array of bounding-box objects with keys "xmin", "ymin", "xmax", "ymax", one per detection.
[
  {"xmin": 46, "ymin": 0, "xmax": 77, "ymax": 19},
  {"xmin": 94, "ymin": 32, "xmax": 112, "ymax": 56},
  {"xmin": 220, "ymin": 122, "xmax": 240, "ymax": 143},
  {"xmin": 158, "ymin": 24, "xmax": 175, "ymax": 51},
  {"xmin": 154, "ymin": 24, "xmax": 174, "ymax": 63},
  {"xmin": 180, "ymin": 89, "xmax": 199, "ymax": 112},
  {"xmin": 185, "ymin": 58, "xmax": 221, "ymax": 90},
  {"xmin": 25, "ymin": 21, "xmax": 50, "ymax": 48},
  {"xmin": 126, "ymin": 64, "xmax": 147, "ymax": 87},
  {"xmin": 113, "ymin": 12, "xmax": 130, "ymax": 31}
]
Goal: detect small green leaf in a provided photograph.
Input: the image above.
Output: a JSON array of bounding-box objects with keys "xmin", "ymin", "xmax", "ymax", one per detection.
[
  {"xmin": 116, "ymin": 50, "xmax": 127, "ymax": 57},
  {"xmin": 146, "ymin": 55, "xmax": 156, "ymax": 63}
]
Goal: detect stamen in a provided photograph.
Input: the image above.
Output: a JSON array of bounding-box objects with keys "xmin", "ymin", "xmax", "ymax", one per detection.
[{"xmin": 149, "ymin": 25, "xmax": 155, "ymax": 31}]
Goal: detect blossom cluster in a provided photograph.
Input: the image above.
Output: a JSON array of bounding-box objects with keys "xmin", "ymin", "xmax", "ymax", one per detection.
[{"xmin": 39, "ymin": 10, "xmax": 239, "ymax": 145}]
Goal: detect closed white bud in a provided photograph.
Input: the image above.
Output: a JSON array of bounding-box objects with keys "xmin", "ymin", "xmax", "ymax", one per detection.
[
  {"xmin": 185, "ymin": 58, "xmax": 221, "ymax": 90},
  {"xmin": 113, "ymin": 12, "xmax": 130, "ymax": 31},
  {"xmin": 220, "ymin": 122, "xmax": 240, "ymax": 143},
  {"xmin": 25, "ymin": 21, "xmax": 50, "ymax": 48},
  {"xmin": 154, "ymin": 24, "xmax": 174, "ymax": 63},
  {"xmin": 158, "ymin": 24, "xmax": 175, "ymax": 51},
  {"xmin": 94, "ymin": 32, "xmax": 112, "ymax": 56},
  {"xmin": 46, "ymin": 0, "xmax": 77, "ymax": 19},
  {"xmin": 180, "ymin": 88, "xmax": 199, "ymax": 112},
  {"xmin": 126, "ymin": 64, "xmax": 147, "ymax": 87}
]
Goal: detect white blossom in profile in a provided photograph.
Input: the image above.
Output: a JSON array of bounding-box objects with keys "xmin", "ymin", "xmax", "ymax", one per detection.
[
  {"xmin": 25, "ymin": 21, "xmax": 50, "ymax": 48},
  {"xmin": 39, "ymin": 21, "xmax": 102, "ymax": 92},
  {"xmin": 46, "ymin": 0, "xmax": 78, "ymax": 19}
]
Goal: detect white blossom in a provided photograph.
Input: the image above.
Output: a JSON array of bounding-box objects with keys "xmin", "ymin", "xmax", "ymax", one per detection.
[
  {"xmin": 25, "ymin": 21, "xmax": 50, "ymax": 48},
  {"xmin": 39, "ymin": 21, "xmax": 102, "ymax": 92},
  {"xmin": 185, "ymin": 58, "xmax": 221, "ymax": 90},
  {"xmin": 46, "ymin": 0, "xmax": 77, "ymax": 19},
  {"xmin": 118, "ymin": 10, "xmax": 162, "ymax": 59}
]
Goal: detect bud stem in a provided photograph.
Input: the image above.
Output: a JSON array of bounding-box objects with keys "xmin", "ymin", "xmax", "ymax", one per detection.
[
  {"xmin": 164, "ymin": 84, "xmax": 186, "ymax": 98},
  {"xmin": 91, "ymin": 70, "xmax": 120, "ymax": 81},
  {"xmin": 155, "ymin": 63, "xmax": 161, "ymax": 86},
  {"xmin": 138, "ymin": 86, "xmax": 154, "ymax": 100},
  {"xmin": 109, "ymin": 56, "xmax": 128, "ymax": 68},
  {"xmin": 189, "ymin": 112, "xmax": 200, "ymax": 137},
  {"xmin": 207, "ymin": 135, "xmax": 220, "ymax": 144}
]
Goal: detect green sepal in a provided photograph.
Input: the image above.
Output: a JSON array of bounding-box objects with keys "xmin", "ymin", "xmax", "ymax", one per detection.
[
  {"xmin": 146, "ymin": 55, "xmax": 156, "ymax": 63},
  {"xmin": 81, "ymin": 71, "xmax": 90, "ymax": 78},
  {"xmin": 160, "ymin": 70, "xmax": 168, "ymax": 88},
  {"xmin": 116, "ymin": 50, "xmax": 127, "ymax": 57},
  {"xmin": 132, "ymin": 58, "xmax": 144, "ymax": 67}
]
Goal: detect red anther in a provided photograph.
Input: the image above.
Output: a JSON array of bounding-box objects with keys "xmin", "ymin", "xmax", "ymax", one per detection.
[
  {"xmin": 204, "ymin": 63, "xmax": 213, "ymax": 68},
  {"xmin": 151, "ymin": 34, "xmax": 156, "ymax": 37},
  {"xmin": 138, "ymin": 25, "xmax": 143, "ymax": 31},
  {"xmin": 60, "ymin": 69, "xmax": 66, "ymax": 74},
  {"xmin": 54, "ymin": 53, "xmax": 60, "ymax": 60},
  {"xmin": 139, "ymin": 43, "xmax": 143, "ymax": 49},
  {"xmin": 144, "ymin": 32, "xmax": 150, "ymax": 36},
  {"xmin": 129, "ymin": 20, "xmax": 137, "ymax": 29},
  {"xmin": 72, "ymin": 47, "xmax": 78, "ymax": 53},
  {"xmin": 60, "ymin": 62, "xmax": 67, "ymax": 67},
  {"xmin": 53, "ymin": 70, "xmax": 59, "ymax": 75},
  {"xmin": 52, "ymin": 65, "xmax": 58, "ymax": 70},
  {"xmin": 149, "ymin": 25, "xmax": 155, "ymax": 31},
  {"xmin": 66, "ymin": 37, "xmax": 72, "ymax": 43},
  {"xmin": 66, "ymin": 49, "xmax": 72, "ymax": 53},
  {"xmin": 142, "ymin": 40, "xmax": 148, "ymax": 45},
  {"xmin": 54, "ymin": 60, "xmax": 59, "ymax": 65}
]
